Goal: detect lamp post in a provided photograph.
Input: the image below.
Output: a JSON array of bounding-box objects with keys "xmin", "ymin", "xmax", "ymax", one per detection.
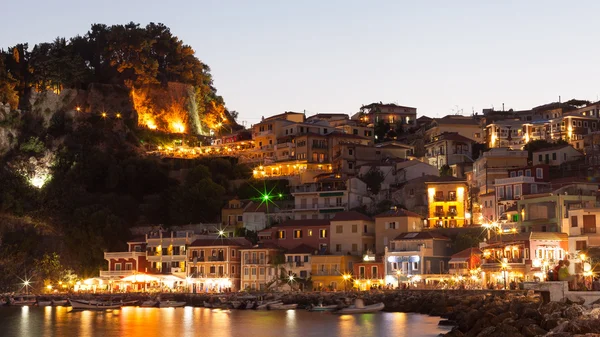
[{"xmin": 501, "ymin": 258, "xmax": 508, "ymax": 290}]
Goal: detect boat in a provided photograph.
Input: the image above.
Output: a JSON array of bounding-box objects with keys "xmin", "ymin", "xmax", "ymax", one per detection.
[
  {"xmin": 334, "ymin": 299, "xmax": 384, "ymax": 314},
  {"xmin": 10, "ymin": 295, "xmax": 37, "ymax": 306},
  {"xmin": 141, "ymin": 300, "xmax": 159, "ymax": 307},
  {"xmin": 308, "ymin": 304, "xmax": 339, "ymax": 312},
  {"xmin": 203, "ymin": 301, "xmax": 213, "ymax": 308},
  {"xmin": 52, "ymin": 299, "xmax": 69, "ymax": 306},
  {"xmin": 256, "ymin": 300, "xmax": 281, "ymax": 310},
  {"xmin": 268, "ymin": 303, "xmax": 298, "ymax": 310},
  {"xmin": 230, "ymin": 301, "xmax": 243, "ymax": 309},
  {"xmin": 69, "ymin": 299, "xmax": 122, "ymax": 310},
  {"xmin": 157, "ymin": 300, "xmax": 186, "ymax": 308},
  {"xmin": 121, "ymin": 300, "xmax": 139, "ymax": 307},
  {"xmin": 37, "ymin": 300, "xmax": 52, "ymax": 306},
  {"xmin": 245, "ymin": 301, "xmax": 256, "ymax": 310}
]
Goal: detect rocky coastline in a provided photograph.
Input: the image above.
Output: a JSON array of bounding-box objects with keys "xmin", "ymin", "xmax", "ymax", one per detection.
[{"xmin": 22, "ymin": 289, "xmax": 600, "ymax": 336}]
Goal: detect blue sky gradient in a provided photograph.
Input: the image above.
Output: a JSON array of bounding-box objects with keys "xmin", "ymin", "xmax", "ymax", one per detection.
[{"xmin": 2, "ymin": 0, "xmax": 599, "ymax": 125}]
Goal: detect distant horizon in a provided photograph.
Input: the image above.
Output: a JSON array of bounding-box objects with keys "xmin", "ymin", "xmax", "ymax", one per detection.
[{"xmin": 2, "ymin": 1, "xmax": 600, "ymax": 126}]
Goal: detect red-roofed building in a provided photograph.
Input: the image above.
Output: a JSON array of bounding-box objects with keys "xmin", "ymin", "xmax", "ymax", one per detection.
[
  {"xmin": 330, "ymin": 211, "xmax": 376, "ymax": 256},
  {"xmin": 448, "ymin": 247, "xmax": 482, "ymax": 276},
  {"xmin": 257, "ymin": 219, "xmax": 330, "ymax": 253},
  {"xmin": 186, "ymin": 237, "xmax": 253, "ymax": 293},
  {"xmin": 100, "ymin": 237, "xmax": 150, "ymax": 279},
  {"xmin": 374, "ymin": 207, "xmax": 423, "ymax": 254},
  {"xmin": 353, "ymin": 253, "xmax": 385, "ymax": 290}
]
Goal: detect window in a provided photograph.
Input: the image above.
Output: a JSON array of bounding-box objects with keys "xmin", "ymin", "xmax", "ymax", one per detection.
[
  {"xmin": 115, "ymin": 263, "xmax": 122, "ymax": 271},
  {"xmin": 576, "ymin": 240, "xmax": 587, "ymax": 250},
  {"xmin": 210, "ymin": 266, "xmax": 216, "ymax": 274},
  {"xmin": 336, "ymin": 225, "xmax": 343, "ymax": 233},
  {"xmin": 308, "ymin": 230, "xmax": 313, "ymax": 236},
  {"xmin": 232, "ymin": 249, "xmax": 236, "ymax": 257},
  {"xmin": 409, "ymin": 189, "xmax": 415, "ymax": 196},
  {"xmin": 336, "ymin": 244, "xmax": 342, "ymax": 252},
  {"xmin": 518, "ymin": 170, "xmax": 523, "ymax": 177},
  {"xmin": 510, "ymin": 171, "xmax": 516, "ymax": 177},
  {"xmin": 304, "ymin": 256, "xmax": 309, "ymax": 262},
  {"xmin": 349, "ymin": 149, "xmax": 354, "ymax": 156},
  {"xmin": 319, "ymin": 229, "xmax": 327, "ymax": 238},
  {"xmin": 371, "ymin": 266, "xmax": 378, "ymax": 277},
  {"xmin": 294, "ymin": 230, "xmax": 303, "ymax": 239},
  {"xmin": 571, "ymin": 216, "xmax": 578, "ymax": 228},
  {"xmin": 244, "ymin": 268, "xmax": 249, "ymax": 276},
  {"xmin": 536, "ymin": 168, "xmax": 543, "ymax": 179},
  {"xmin": 259, "ymin": 268, "xmax": 265, "ymax": 275},
  {"xmin": 359, "ymin": 266, "xmax": 365, "ymax": 278},
  {"xmin": 352, "ymin": 244, "xmax": 358, "ymax": 252},
  {"xmin": 387, "ymin": 222, "xmax": 397, "ymax": 229},
  {"xmin": 278, "ymin": 230, "xmax": 286, "ymax": 239},
  {"xmin": 563, "ymin": 153, "xmax": 567, "ymax": 161},
  {"xmin": 497, "ymin": 187, "xmax": 505, "ymax": 199},
  {"xmin": 525, "ymin": 169, "xmax": 531, "ymax": 177},
  {"xmin": 352, "ymin": 224, "xmax": 358, "ymax": 233},
  {"xmin": 552, "ymin": 153, "xmax": 557, "ymax": 160},
  {"xmin": 251, "ymin": 268, "xmax": 257, "ymax": 275},
  {"xmin": 531, "ymin": 184, "xmax": 537, "ymax": 194},
  {"xmin": 125, "ymin": 263, "xmax": 132, "ymax": 270},
  {"xmin": 232, "ymin": 265, "xmax": 236, "ymax": 274},
  {"xmin": 515, "ymin": 185, "xmax": 521, "ymax": 198},
  {"xmin": 538, "ymin": 154, "xmax": 542, "ymax": 162},
  {"xmin": 412, "ymin": 262, "xmax": 418, "ymax": 270}
]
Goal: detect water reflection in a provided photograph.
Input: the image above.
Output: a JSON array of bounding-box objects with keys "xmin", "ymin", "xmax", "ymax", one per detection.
[{"xmin": 0, "ymin": 307, "xmax": 450, "ymax": 337}]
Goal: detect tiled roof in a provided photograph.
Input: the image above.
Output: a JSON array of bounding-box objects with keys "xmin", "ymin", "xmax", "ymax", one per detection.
[
  {"xmin": 375, "ymin": 208, "xmax": 422, "ymax": 218},
  {"xmin": 331, "ymin": 211, "xmax": 373, "ymax": 222},
  {"xmin": 190, "ymin": 237, "xmax": 253, "ymax": 248},
  {"xmin": 423, "ymin": 176, "xmax": 467, "ymax": 183},
  {"xmin": 433, "ymin": 116, "xmax": 480, "ymax": 126},
  {"xmin": 451, "ymin": 247, "xmax": 482, "ymax": 259},
  {"xmin": 427, "ymin": 132, "xmax": 475, "ymax": 144},
  {"xmin": 393, "ymin": 232, "xmax": 450, "ymax": 241},
  {"xmin": 395, "ymin": 160, "xmax": 425, "ymax": 170},
  {"xmin": 275, "ymin": 219, "xmax": 330, "ymax": 227},
  {"xmin": 286, "ymin": 244, "xmax": 317, "ymax": 255},
  {"xmin": 532, "ymin": 145, "xmax": 574, "ymax": 153}
]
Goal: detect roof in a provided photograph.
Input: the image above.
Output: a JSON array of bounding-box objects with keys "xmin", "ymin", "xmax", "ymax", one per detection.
[
  {"xmin": 395, "ymin": 160, "xmax": 426, "ymax": 170},
  {"xmin": 127, "ymin": 236, "xmax": 146, "ymax": 243},
  {"xmin": 244, "ymin": 201, "xmax": 283, "ymax": 213},
  {"xmin": 375, "ymin": 208, "xmax": 422, "ymax": 218},
  {"xmin": 423, "ymin": 176, "xmax": 467, "ymax": 184},
  {"xmin": 362, "ymin": 102, "xmax": 416, "ymax": 110},
  {"xmin": 480, "ymin": 191, "xmax": 496, "ymax": 197},
  {"xmin": 451, "ymin": 247, "xmax": 482, "ymax": 259},
  {"xmin": 275, "ymin": 219, "xmax": 330, "ymax": 228},
  {"xmin": 427, "ymin": 132, "xmax": 475, "ymax": 144},
  {"xmin": 487, "ymin": 231, "xmax": 568, "ymax": 244},
  {"xmin": 241, "ymin": 242, "xmax": 282, "ymax": 250},
  {"xmin": 190, "ymin": 237, "xmax": 253, "ymax": 248},
  {"xmin": 433, "ymin": 116, "xmax": 480, "ymax": 126},
  {"xmin": 286, "ymin": 244, "xmax": 317, "ymax": 255},
  {"xmin": 532, "ymin": 145, "xmax": 575, "ymax": 153},
  {"xmin": 393, "ymin": 232, "xmax": 450, "ymax": 241},
  {"xmin": 331, "ymin": 211, "xmax": 373, "ymax": 222}
]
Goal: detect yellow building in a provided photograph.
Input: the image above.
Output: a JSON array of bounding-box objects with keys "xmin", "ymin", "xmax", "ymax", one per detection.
[
  {"xmin": 221, "ymin": 198, "xmax": 248, "ymax": 231},
  {"xmin": 425, "ymin": 177, "xmax": 469, "ymax": 228},
  {"xmin": 311, "ymin": 255, "xmax": 360, "ymax": 291}
]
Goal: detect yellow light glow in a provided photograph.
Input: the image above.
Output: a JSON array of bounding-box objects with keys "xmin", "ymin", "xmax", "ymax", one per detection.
[
  {"xmin": 101, "ymin": 112, "xmax": 107, "ymax": 118},
  {"xmin": 457, "ymin": 187, "xmax": 465, "ymax": 200},
  {"xmin": 491, "ymin": 134, "xmax": 497, "ymax": 147},
  {"xmin": 172, "ymin": 121, "xmax": 185, "ymax": 133},
  {"xmin": 147, "ymin": 120, "xmax": 157, "ymax": 130},
  {"xmin": 428, "ymin": 187, "xmax": 435, "ymax": 201},
  {"xmin": 116, "ymin": 113, "xmax": 122, "ymax": 118}
]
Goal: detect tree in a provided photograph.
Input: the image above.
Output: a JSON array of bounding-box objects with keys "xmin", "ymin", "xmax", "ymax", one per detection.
[
  {"xmin": 523, "ymin": 139, "xmax": 568, "ymax": 163},
  {"xmin": 439, "ymin": 164, "xmax": 453, "ymax": 177},
  {"xmin": 374, "ymin": 120, "xmax": 388, "ymax": 143},
  {"xmin": 0, "ymin": 53, "xmax": 19, "ymax": 109},
  {"xmin": 361, "ymin": 168, "xmax": 385, "ymax": 195},
  {"xmin": 452, "ymin": 232, "xmax": 483, "ymax": 254}
]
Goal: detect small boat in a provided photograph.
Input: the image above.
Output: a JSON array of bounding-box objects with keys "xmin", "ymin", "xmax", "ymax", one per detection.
[
  {"xmin": 121, "ymin": 300, "xmax": 139, "ymax": 307},
  {"xmin": 52, "ymin": 299, "xmax": 69, "ymax": 307},
  {"xmin": 69, "ymin": 299, "xmax": 122, "ymax": 310},
  {"xmin": 334, "ymin": 299, "xmax": 384, "ymax": 314},
  {"xmin": 268, "ymin": 303, "xmax": 298, "ymax": 310},
  {"xmin": 157, "ymin": 300, "xmax": 186, "ymax": 308},
  {"xmin": 37, "ymin": 300, "xmax": 52, "ymax": 306},
  {"xmin": 245, "ymin": 301, "xmax": 256, "ymax": 310},
  {"xmin": 10, "ymin": 295, "xmax": 37, "ymax": 306},
  {"xmin": 309, "ymin": 304, "xmax": 339, "ymax": 312},
  {"xmin": 256, "ymin": 300, "xmax": 281, "ymax": 310},
  {"xmin": 230, "ymin": 301, "xmax": 242, "ymax": 309},
  {"xmin": 203, "ymin": 301, "xmax": 213, "ymax": 308},
  {"xmin": 141, "ymin": 300, "xmax": 159, "ymax": 307}
]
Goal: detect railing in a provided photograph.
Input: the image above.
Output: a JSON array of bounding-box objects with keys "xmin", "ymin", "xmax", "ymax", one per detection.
[
  {"xmin": 189, "ymin": 257, "xmax": 205, "ymax": 262},
  {"xmin": 495, "ymin": 176, "xmax": 535, "ymax": 185},
  {"xmin": 287, "ymin": 261, "xmax": 305, "ymax": 267},
  {"xmin": 99, "ymin": 270, "xmax": 135, "ymax": 277},
  {"xmin": 208, "ymin": 256, "xmax": 225, "ymax": 262},
  {"xmin": 104, "ymin": 252, "xmax": 145, "ymax": 259},
  {"xmin": 581, "ymin": 227, "xmax": 597, "ymax": 234},
  {"xmin": 314, "ymin": 271, "xmax": 341, "ymax": 276},
  {"xmin": 433, "ymin": 196, "xmax": 444, "ymax": 202},
  {"xmin": 253, "ymin": 130, "xmax": 273, "ymax": 137},
  {"xmin": 482, "ymin": 258, "xmax": 525, "ymax": 264},
  {"xmin": 244, "ymin": 259, "xmax": 269, "ymax": 265}
]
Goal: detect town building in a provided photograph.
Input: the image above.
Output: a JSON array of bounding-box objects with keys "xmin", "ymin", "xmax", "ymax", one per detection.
[
  {"xmin": 310, "ymin": 254, "xmax": 360, "ymax": 291},
  {"xmin": 352, "ymin": 253, "xmax": 385, "ymax": 290},
  {"xmin": 145, "ymin": 230, "xmax": 197, "ymax": 278},
  {"xmin": 329, "ymin": 211, "xmax": 376, "ymax": 256},
  {"xmin": 242, "ymin": 201, "xmax": 292, "ymax": 232},
  {"xmin": 391, "ymin": 175, "xmax": 437, "ymax": 218},
  {"xmin": 425, "ymin": 176, "xmax": 469, "ymax": 228},
  {"xmin": 494, "ymin": 165, "xmax": 551, "ymax": 217},
  {"xmin": 425, "ymin": 115, "xmax": 483, "ymax": 143},
  {"xmin": 187, "ymin": 237, "xmax": 252, "ymax": 293},
  {"xmin": 257, "ymin": 219, "xmax": 330, "ymax": 252},
  {"xmin": 240, "ymin": 244, "xmax": 282, "ymax": 291},
  {"xmin": 332, "ymin": 141, "xmax": 413, "ymax": 177},
  {"xmin": 566, "ymin": 208, "xmax": 600, "ymax": 258},
  {"xmin": 480, "ymin": 232, "xmax": 568, "ymax": 285},
  {"xmin": 221, "ymin": 198, "xmax": 249, "ymax": 231},
  {"xmin": 374, "ymin": 207, "xmax": 423, "ymax": 254},
  {"xmin": 424, "ymin": 132, "xmax": 474, "ymax": 169},
  {"xmin": 472, "ymin": 148, "xmax": 528, "ymax": 195},
  {"xmin": 283, "ymin": 244, "xmax": 314, "ymax": 285},
  {"xmin": 100, "ymin": 237, "xmax": 149, "ymax": 279},
  {"xmin": 518, "ymin": 181, "xmax": 597, "ymax": 232},
  {"xmin": 355, "ymin": 102, "xmax": 417, "ymax": 127},
  {"xmin": 448, "ymin": 247, "xmax": 482, "ymax": 276},
  {"xmin": 394, "ymin": 160, "xmax": 439, "ymax": 183},
  {"xmin": 384, "ymin": 232, "xmax": 452, "ymax": 286},
  {"xmin": 532, "ymin": 144, "xmax": 583, "ymax": 166}
]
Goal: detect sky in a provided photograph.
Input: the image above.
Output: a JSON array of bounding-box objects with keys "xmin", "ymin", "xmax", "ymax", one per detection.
[{"xmin": 2, "ymin": 0, "xmax": 600, "ymax": 126}]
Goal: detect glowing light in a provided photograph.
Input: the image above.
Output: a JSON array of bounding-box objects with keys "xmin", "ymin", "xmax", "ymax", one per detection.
[
  {"xmin": 116, "ymin": 113, "xmax": 122, "ymax": 118},
  {"xmin": 172, "ymin": 121, "xmax": 185, "ymax": 133},
  {"xmin": 46, "ymin": 285, "xmax": 52, "ymax": 290},
  {"xmin": 580, "ymin": 254, "xmax": 586, "ymax": 261},
  {"xmin": 101, "ymin": 112, "xmax": 107, "ymax": 118},
  {"xmin": 289, "ymin": 275, "xmax": 294, "ymax": 282},
  {"xmin": 75, "ymin": 106, "xmax": 81, "ymax": 112},
  {"xmin": 428, "ymin": 187, "xmax": 435, "ymax": 201},
  {"xmin": 218, "ymin": 230, "xmax": 225, "ymax": 237},
  {"xmin": 147, "ymin": 121, "xmax": 158, "ymax": 130}
]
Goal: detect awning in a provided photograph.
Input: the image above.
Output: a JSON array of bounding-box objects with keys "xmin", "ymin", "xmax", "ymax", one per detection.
[
  {"xmin": 121, "ymin": 274, "xmax": 160, "ymax": 283},
  {"xmin": 449, "ymin": 258, "xmax": 468, "ymax": 263}
]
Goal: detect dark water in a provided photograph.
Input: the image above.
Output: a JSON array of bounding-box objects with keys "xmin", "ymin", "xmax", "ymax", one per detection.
[{"xmin": 0, "ymin": 306, "xmax": 451, "ymax": 337}]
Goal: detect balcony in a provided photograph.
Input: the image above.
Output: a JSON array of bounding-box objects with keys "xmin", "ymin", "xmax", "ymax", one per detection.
[
  {"xmin": 254, "ymin": 130, "xmax": 273, "ymax": 137},
  {"xmin": 482, "ymin": 257, "xmax": 525, "ymax": 265},
  {"xmin": 495, "ymin": 176, "xmax": 535, "ymax": 185},
  {"xmin": 287, "ymin": 261, "xmax": 305, "ymax": 267},
  {"xmin": 104, "ymin": 251, "xmax": 145, "ymax": 259},
  {"xmin": 208, "ymin": 256, "xmax": 226, "ymax": 262},
  {"xmin": 244, "ymin": 259, "xmax": 269, "ymax": 265},
  {"xmin": 189, "ymin": 257, "xmax": 205, "ymax": 262},
  {"xmin": 275, "ymin": 142, "xmax": 295, "ymax": 149},
  {"xmin": 581, "ymin": 227, "xmax": 597, "ymax": 234},
  {"xmin": 313, "ymin": 271, "xmax": 342, "ymax": 276},
  {"xmin": 99, "ymin": 270, "xmax": 135, "ymax": 278}
]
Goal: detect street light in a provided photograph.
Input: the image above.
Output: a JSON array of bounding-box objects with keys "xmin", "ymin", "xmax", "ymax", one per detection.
[
  {"xmin": 501, "ymin": 258, "xmax": 508, "ymax": 290},
  {"xmin": 342, "ymin": 274, "xmax": 350, "ymax": 292}
]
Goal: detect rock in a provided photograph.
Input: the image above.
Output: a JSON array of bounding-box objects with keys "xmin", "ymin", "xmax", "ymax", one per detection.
[
  {"xmin": 513, "ymin": 318, "xmax": 538, "ymax": 330},
  {"xmin": 520, "ymin": 324, "xmax": 547, "ymax": 337},
  {"xmin": 563, "ymin": 304, "xmax": 586, "ymax": 320},
  {"xmin": 438, "ymin": 319, "xmax": 457, "ymax": 326},
  {"xmin": 521, "ymin": 307, "xmax": 542, "ymax": 321},
  {"xmin": 565, "ymin": 295, "xmax": 586, "ymax": 305}
]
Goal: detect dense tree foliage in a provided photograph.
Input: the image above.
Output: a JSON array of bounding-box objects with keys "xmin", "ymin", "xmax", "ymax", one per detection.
[{"xmin": 523, "ymin": 139, "xmax": 568, "ymax": 163}]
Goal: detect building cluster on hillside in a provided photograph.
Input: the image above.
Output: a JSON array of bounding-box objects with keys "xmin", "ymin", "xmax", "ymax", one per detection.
[{"xmin": 102, "ymin": 101, "xmax": 600, "ymax": 292}]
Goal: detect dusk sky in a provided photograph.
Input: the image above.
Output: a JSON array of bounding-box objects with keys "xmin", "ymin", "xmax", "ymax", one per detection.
[{"xmin": 2, "ymin": 0, "xmax": 600, "ymax": 125}]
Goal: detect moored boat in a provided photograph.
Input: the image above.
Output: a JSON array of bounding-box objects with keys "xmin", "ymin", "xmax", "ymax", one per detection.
[
  {"xmin": 37, "ymin": 300, "xmax": 52, "ymax": 306},
  {"xmin": 157, "ymin": 300, "xmax": 186, "ymax": 308},
  {"xmin": 52, "ymin": 299, "xmax": 69, "ymax": 306},
  {"xmin": 10, "ymin": 295, "xmax": 37, "ymax": 306},
  {"xmin": 141, "ymin": 300, "xmax": 159, "ymax": 307},
  {"xmin": 256, "ymin": 300, "xmax": 281, "ymax": 310},
  {"xmin": 334, "ymin": 299, "xmax": 384, "ymax": 314},
  {"xmin": 268, "ymin": 303, "xmax": 298, "ymax": 310},
  {"xmin": 308, "ymin": 304, "xmax": 339, "ymax": 312},
  {"xmin": 69, "ymin": 299, "xmax": 122, "ymax": 310}
]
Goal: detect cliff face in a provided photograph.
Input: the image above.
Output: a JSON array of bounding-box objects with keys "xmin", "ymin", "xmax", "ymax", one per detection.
[{"xmin": 0, "ymin": 103, "xmax": 20, "ymax": 156}]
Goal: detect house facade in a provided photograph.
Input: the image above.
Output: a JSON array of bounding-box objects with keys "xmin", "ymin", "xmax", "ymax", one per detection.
[
  {"xmin": 425, "ymin": 132, "xmax": 474, "ymax": 169},
  {"xmin": 425, "ymin": 177, "xmax": 469, "ymax": 228},
  {"xmin": 330, "ymin": 211, "xmax": 376, "ymax": 256},
  {"xmin": 374, "ymin": 208, "xmax": 423, "ymax": 254},
  {"xmin": 240, "ymin": 245, "xmax": 282, "ymax": 291},
  {"xmin": 310, "ymin": 255, "xmax": 360, "ymax": 291},
  {"xmin": 352, "ymin": 253, "xmax": 385, "ymax": 290},
  {"xmin": 257, "ymin": 219, "xmax": 330, "ymax": 252},
  {"xmin": 532, "ymin": 145, "xmax": 583, "ymax": 166},
  {"xmin": 566, "ymin": 208, "xmax": 600, "ymax": 257},
  {"xmin": 145, "ymin": 230, "xmax": 196, "ymax": 278},
  {"xmin": 100, "ymin": 237, "xmax": 149, "ymax": 278}
]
